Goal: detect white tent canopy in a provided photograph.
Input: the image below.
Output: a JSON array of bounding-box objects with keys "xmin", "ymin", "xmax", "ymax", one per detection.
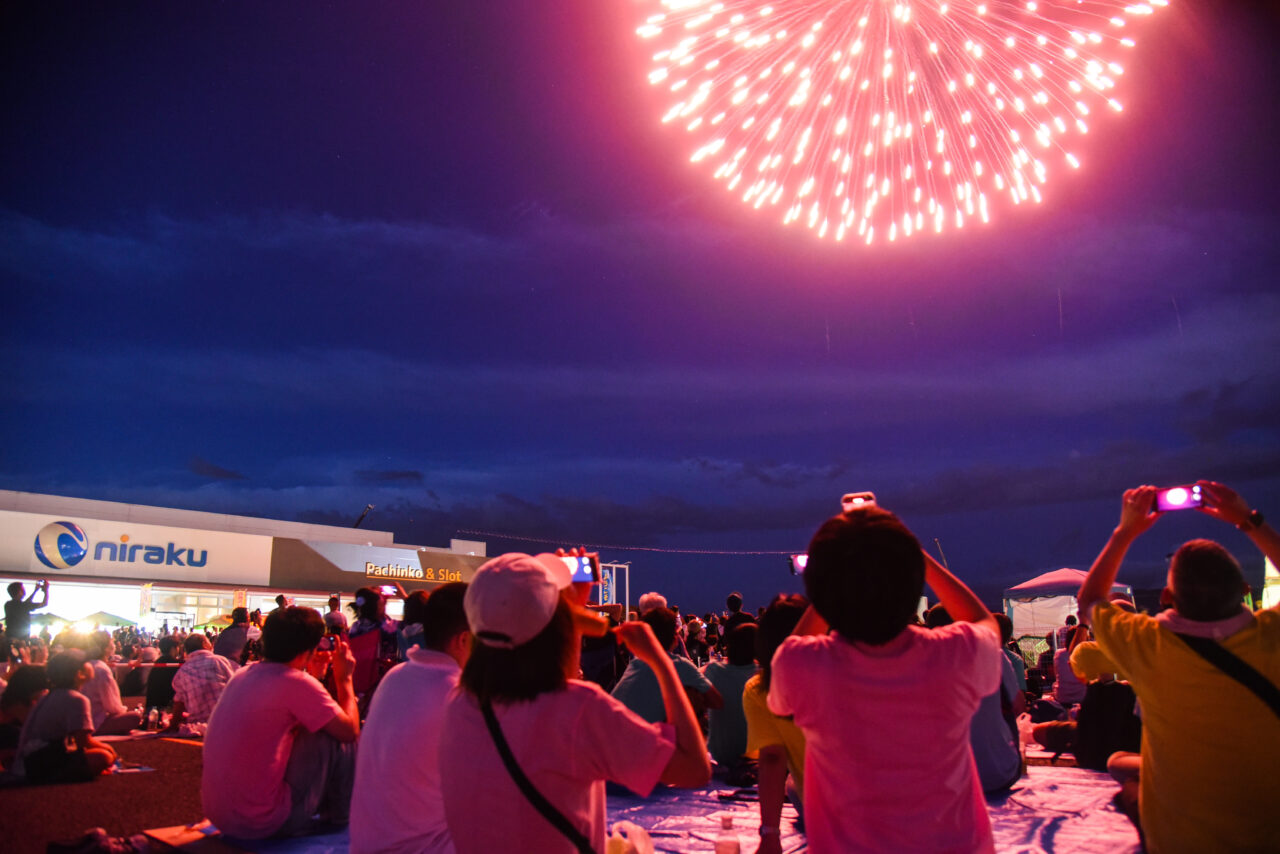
[{"xmin": 1002, "ymin": 568, "xmax": 1132, "ymax": 642}]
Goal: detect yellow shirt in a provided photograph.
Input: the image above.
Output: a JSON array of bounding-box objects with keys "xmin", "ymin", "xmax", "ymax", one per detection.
[
  {"xmin": 1092, "ymin": 602, "xmax": 1280, "ymax": 853},
  {"xmin": 742, "ymin": 673, "xmax": 806, "ymax": 796},
  {"xmin": 1068, "ymin": 640, "xmax": 1119, "ymax": 682}
]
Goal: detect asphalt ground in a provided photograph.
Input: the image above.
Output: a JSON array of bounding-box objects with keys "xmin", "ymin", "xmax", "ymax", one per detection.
[{"xmin": 0, "ymin": 737, "xmax": 205, "ymax": 854}]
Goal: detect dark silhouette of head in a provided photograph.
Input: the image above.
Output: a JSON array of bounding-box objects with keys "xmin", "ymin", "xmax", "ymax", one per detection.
[
  {"xmin": 261, "ymin": 607, "xmax": 326, "ymax": 663},
  {"xmin": 1165, "ymin": 539, "xmax": 1247, "ymax": 622},
  {"xmin": 804, "ymin": 506, "xmax": 925, "ymax": 646}
]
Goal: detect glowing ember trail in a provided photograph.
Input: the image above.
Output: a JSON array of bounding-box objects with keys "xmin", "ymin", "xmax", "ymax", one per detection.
[{"xmin": 637, "ymin": 0, "xmax": 1167, "ymax": 243}]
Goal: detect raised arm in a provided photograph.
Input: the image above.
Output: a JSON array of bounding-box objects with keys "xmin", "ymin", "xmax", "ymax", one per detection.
[
  {"xmin": 1079, "ymin": 486, "xmax": 1158, "ymax": 625},
  {"xmin": 615, "ymin": 620, "xmax": 711, "ymax": 787},
  {"xmin": 922, "ymin": 551, "xmax": 998, "ymax": 638},
  {"xmin": 1197, "ymin": 480, "xmax": 1280, "ymax": 572}
]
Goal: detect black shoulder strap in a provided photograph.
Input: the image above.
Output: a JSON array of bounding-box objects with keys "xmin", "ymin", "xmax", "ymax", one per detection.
[
  {"xmin": 1173, "ymin": 632, "xmax": 1280, "ymax": 720},
  {"xmin": 480, "ymin": 698, "xmax": 595, "ymax": 853}
]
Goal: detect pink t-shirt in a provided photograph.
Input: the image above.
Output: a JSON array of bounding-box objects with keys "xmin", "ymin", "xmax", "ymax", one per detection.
[
  {"xmin": 769, "ymin": 623, "xmax": 1001, "ymax": 854},
  {"xmin": 202, "ymin": 662, "xmax": 344, "ymax": 838},
  {"xmin": 440, "ymin": 680, "xmax": 676, "ymax": 854}
]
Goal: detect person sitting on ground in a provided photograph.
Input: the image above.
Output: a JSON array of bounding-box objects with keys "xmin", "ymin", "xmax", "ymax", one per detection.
[
  {"xmin": 1055, "ymin": 614, "xmax": 1079, "ymax": 650},
  {"xmin": 769, "ymin": 505, "xmax": 1003, "ymax": 853},
  {"xmin": 76, "ymin": 631, "xmax": 141, "ymax": 735},
  {"xmin": 396, "ymin": 590, "xmax": 430, "ymax": 660},
  {"xmin": 350, "ymin": 583, "xmax": 469, "ymax": 854},
  {"xmin": 1052, "ymin": 623, "xmax": 1088, "ymax": 708},
  {"xmin": 611, "ymin": 606, "xmax": 723, "ymax": 726},
  {"xmin": 324, "ymin": 596, "xmax": 349, "ymax": 637},
  {"xmin": 167, "ymin": 633, "xmax": 237, "ymax": 729},
  {"xmin": 744, "ymin": 594, "xmax": 809, "ymax": 854},
  {"xmin": 440, "ymin": 553, "xmax": 710, "ymax": 852},
  {"xmin": 213, "ymin": 607, "xmax": 251, "ymax": 662},
  {"xmin": 143, "ymin": 635, "xmax": 183, "ymax": 714},
  {"xmin": 927, "ymin": 605, "xmax": 1025, "ymax": 794},
  {"xmin": 723, "ymin": 591, "xmax": 756, "ymax": 634},
  {"xmin": 0, "ymin": 665, "xmax": 48, "ymax": 768},
  {"xmin": 685, "ymin": 616, "xmax": 710, "ymax": 665},
  {"xmin": 1077, "ymin": 480, "xmax": 1280, "ymax": 853},
  {"xmin": 202, "ymin": 607, "xmax": 359, "ymax": 839},
  {"xmin": 1031, "ymin": 616, "xmax": 1143, "ymax": 773},
  {"xmin": 702, "ymin": 624, "xmax": 759, "ymax": 773},
  {"xmin": 13, "ymin": 652, "xmax": 116, "ymax": 783},
  {"xmin": 993, "ymin": 613, "xmax": 1027, "ymax": 694}
]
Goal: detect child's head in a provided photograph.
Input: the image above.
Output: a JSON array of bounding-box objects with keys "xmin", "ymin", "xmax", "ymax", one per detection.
[{"xmin": 804, "ymin": 506, "xmax": 925, "ymax": 646}]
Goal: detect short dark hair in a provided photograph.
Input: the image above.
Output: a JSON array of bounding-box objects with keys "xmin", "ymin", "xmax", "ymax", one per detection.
[
  {"xmin": 350, "ymin": 587, "xmax": 383, "ymax": 623},
  {"xmin": 184, "ymin": 634, "xmax": 209, "ymax": 654},
  {"xmin": 402, "ymin": 590, "xmax": 430, "ymax": 627},
  {"xmin": 421, "ymin": 583, "xmax": 469, "ymax": 651},
  {"xmin": 642, "ymin": 607, "xmax": 679, "ymax": 651},
  {"xmin": 804, "ymin": 506, "xmax": 925, "ymax": 646},
  {"xmin": 460, "ymin": 598, "xmax": 574, "ymax": 704},
  {"xmin": 725, "ymin": 624, "xmax": 757, "ymax": 666},
  {"xmin": 755, "ymin": 594, "xmax": 808, "ymax": 689},
  {"xmin": 1, "ymin": 665, "xmax": 48, "ymax": 710},
  {"xmin": 47, "ymin": 652, "xmax": 88, "ymax": 690},
  {"xmin": 993, "ymin": 613, "xmax": 1014, "ymax": 646},
  {"xmin": 726, "ymin": 592, "xmax": 743, "ymax": 613},
  {"xmin": 1170, "ymin": 539, "xmax": 1245, "ymax": 621},
  {"xmin": 158, "ymin": 637, "xmax": 179, "ymax": 657},
  {"xmin": 275, "ymin": 594, "xmax": 287, "ymax": 607},
  {"xmin": 1064, "ymin": 614, "xmax": 1078, "ymax": 626},
  {"xmin": 924, "ymin": 604, "xmax": 953, "ymax": 629},
  {"xmin": 7, "ymin": 582, "xmax": 22, "ymax": 599},
  {"xmin": 231, "ymin": 607, "xmax": 249, "ymax": 624},
  {"xmin": 261, "ymin": 607, "xmax": 326, "ymax": 662}
]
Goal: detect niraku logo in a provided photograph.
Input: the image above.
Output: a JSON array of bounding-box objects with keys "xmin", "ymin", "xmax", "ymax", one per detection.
[{"xmin": 33, "ymin": 521, "xmax": 208, "ymax": 569}]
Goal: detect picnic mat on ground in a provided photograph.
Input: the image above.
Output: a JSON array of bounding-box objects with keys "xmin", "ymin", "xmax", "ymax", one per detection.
[{"xmin": 151, "ymin": 764, "xmax": 1137, "ymax": 854}]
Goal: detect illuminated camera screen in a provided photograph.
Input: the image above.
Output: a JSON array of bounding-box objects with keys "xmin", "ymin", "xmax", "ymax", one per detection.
[
  {"xmin": 789, "ymin": 554, "xmax": 808, "ymax": 575},
  {"xmin": 1155, "ymin": 485, "xmax": 1202, "ymax": 513},
  {"xmin": 560, "ymin": 554, "xmax": 600, "ymax": 583}
]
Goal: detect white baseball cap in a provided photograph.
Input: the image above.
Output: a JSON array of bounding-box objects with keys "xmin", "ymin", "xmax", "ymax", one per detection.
[{"xmin": 464, "ymin": 553, "xmax": 573, "ymax": 648}]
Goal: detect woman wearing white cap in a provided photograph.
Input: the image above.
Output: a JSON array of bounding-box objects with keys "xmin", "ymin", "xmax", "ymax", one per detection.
[{"xmin": 440, "ymin": 553, "xmax": 711, "ymax": 853}]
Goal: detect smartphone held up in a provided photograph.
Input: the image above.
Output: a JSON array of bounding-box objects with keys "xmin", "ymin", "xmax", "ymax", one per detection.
[{"xmin": 1154, "ymin": 484, "xmax": 1203, "ymax": 513}]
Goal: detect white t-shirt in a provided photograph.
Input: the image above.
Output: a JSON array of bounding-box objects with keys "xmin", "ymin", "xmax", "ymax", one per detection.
[
  {"xmin": 770, "ymin": 623, "xmax": 1001, "ymax": 854},
  {"xmin": 80, "ymin": 659, "xmax": 126, "ymax": 730},
  {"xmin": 350, "ymin": 648, "xmax": 460, "ymax": 854},
  {"xmin": 441, "ymin": 680, "xmax": 676, "ymax": 854},
  {"xmin": 201, "ymin": 661, "xmax": 344, "ymax": 838}
]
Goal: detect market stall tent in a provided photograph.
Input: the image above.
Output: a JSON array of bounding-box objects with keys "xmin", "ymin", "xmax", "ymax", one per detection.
[{"xmin": 1003, "ymin": 568, "xmax": 1132, "ymax": 643}]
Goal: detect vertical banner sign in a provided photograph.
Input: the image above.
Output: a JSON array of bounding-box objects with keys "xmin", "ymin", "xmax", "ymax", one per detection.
[
  {"xmin": 139, "ymin": 583, "xmax": 153, "ymax": 618},
  {"xmin": 599, "ymin": 566, "xmax": 615, "ymax": 605},
  {"xmin": 233, "ymin": 589, "xmax": 247, "ymax": 610}
]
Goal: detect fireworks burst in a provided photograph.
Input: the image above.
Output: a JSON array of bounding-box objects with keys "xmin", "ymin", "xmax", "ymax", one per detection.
[{"xmin": 637, "ymin": 1, "xmax": 1168, "ymax": 243}]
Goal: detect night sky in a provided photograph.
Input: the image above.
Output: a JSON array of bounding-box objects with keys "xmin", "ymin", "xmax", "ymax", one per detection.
[{"xmin": 3, "ymin": 1, "xmax": 1279, "ymax": 612}]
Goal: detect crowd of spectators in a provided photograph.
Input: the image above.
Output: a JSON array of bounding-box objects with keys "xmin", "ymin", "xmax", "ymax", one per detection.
[{"xmin": 0, "ymin": 479, "xmax": 1275, "ymax": 853}]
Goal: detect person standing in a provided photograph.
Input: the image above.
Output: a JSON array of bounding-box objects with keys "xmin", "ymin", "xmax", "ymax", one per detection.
[{"xmin": 5, "ymin": 581, "xmax": 49, "ymax": 655}]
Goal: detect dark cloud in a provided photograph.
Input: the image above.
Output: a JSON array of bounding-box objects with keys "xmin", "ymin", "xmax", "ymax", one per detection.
[
  {"xmin": 354, "ymin": 469, "xmax": 424, "ymax": 485},
  {"xmin": 187, "ymin": 456, "xmax": 247, "ymax": 481}
]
